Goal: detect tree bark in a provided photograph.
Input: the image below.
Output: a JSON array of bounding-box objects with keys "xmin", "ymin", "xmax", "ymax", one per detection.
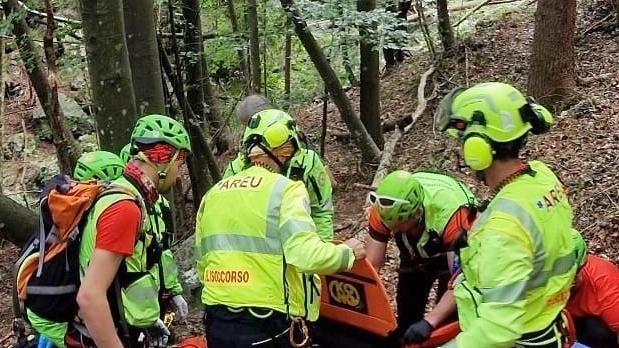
[
  {"xmin": 79, "ymin": 0, "xmax": 137, "ymax": 153},
  {"xmin": 0, "ymin": 12, "xmax": 4, "ymax": 194},
  {"xmin": 247, "ymin": 0, "xmax": 261, "ymax": 92},
  {"xmin": 336, "ymin": 2, "xmax": 358, "ymax": 87},
  {"xmin": 436, "ymin": 0, "xmax": 455, "ymax": 52},
  {"xmin": 0, "ymin": 194, "xmax": 37, "ymax": 246},
  {"xmin": 284, "ymin": 26, "xmax": 292, "ymax": 104},
  {"xmin": 3, "ymin": 0, "xmax": 80, "ymax": 174},
  {"xmin": 224, "ymin": 0, "xmax": 249, "ymax": 80},
  {"xmin": 280, "ymin": 0, "xmax": 381, "ymax": 163},
  {"xmin": 527, "ymin": 0, "xmax": 576, "ymax": 107},
  {"xmin": 164, "ymin": 4, "xmax": 219, "ymax": 208},
  {"xmin": 123, "ymin": 0, "xmax": 166, "ymax": 115},
  {"xmin": 182, "ymin": 0, "xmax": 232, "ymax": 153},
  {"xmin": 358, "ymin": 0, "xmax": 384, "ymax": 151}
]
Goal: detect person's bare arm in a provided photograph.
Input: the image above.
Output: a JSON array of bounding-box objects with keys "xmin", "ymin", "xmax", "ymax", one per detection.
[
  {"xmin": 425, "ymin": 289, "xmax": 457, "ymax": 328},
  {"xmin": 366, "ymin": 237, "xmax": 388, "ymax": 271},
  {"xmin": 77, "ymin": 249, "xmax": 125, "ymax": 348}
]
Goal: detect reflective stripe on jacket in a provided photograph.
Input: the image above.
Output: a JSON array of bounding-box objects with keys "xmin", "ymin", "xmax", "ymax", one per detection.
[
  {"xmin": 196, "ymin": 165, "xmax": 352, "ymax": 321},
  {"xmin": 223, "ymin": 148, "xmax": 334, "ymax": 242},
  {"xmin": 444, "ymin": 161, "xmax": 577, "ymax": 348}
]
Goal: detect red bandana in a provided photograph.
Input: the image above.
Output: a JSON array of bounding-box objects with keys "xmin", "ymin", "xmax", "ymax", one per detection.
[
  {"xmin": 141, "ymin": 142, "xmax": 186, "ymax": 164},
  {"xmin": 123, "ymin": 163, "xmax": 158, "ymax": 204}
]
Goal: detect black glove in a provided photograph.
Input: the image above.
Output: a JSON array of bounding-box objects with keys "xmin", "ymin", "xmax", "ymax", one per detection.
[{"xmin": 403, "ymin": 319, "xmax": 434, "ymax": 345}]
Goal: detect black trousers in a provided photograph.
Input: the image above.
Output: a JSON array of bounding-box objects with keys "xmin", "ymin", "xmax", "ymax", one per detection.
[
  {"xmin": 574, "ymin": 316, "xmax": 618, "ymax": 348},
  {"xmin": 395, "ymin": 255, "xmax": 450, "ymax": 335},
  {"xmin": 64, "ymin": 324, "xmax": 142, "ymax": 348},
  {"xmin": 204, "ymin": 306, "xmax": 292, "ymax": 348}
]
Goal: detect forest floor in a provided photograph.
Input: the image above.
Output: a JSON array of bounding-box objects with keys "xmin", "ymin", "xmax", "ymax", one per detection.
[{"xmin": 1, "ymin": 0, "xmax": 618, "ymax": 345}]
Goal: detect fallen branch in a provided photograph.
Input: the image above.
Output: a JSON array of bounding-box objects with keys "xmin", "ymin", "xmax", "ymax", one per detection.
[
  {"xmin": 577, "ymin": 72, "xmax": 616, "ymax": 86},
  {"xmin": 18, "ymin": 0, "xmax": 80, "ymax": 25},
  {"xmin": 353, "ymin": 183, "xmax": 376, "ymax": 191},
  {"xmin": 452, "ymin": 0, "xmax": 524, "ymax": 27},
  {"xmin": 368, "ymin": 66, "xmax": 436, "ymax": 200},
  {"xmin": 582, "ymin": 13, "xmax": 614, "ymax": 36}
]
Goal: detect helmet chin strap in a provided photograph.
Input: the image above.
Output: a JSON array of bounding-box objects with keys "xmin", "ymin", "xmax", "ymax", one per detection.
[
  {"xmin": 136, "ymin": 150, "xmax": 180, "ymax": 189},
  {"xmin": 254, "ymin": 143, "xmax": 288, "ymax": 171}
]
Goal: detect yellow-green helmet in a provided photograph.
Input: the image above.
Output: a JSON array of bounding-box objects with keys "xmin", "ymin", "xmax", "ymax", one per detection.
[
  {"xmin": 571, "ymin": 229, "xmax": 587, "ymax": 268},
  {"xmin": 131, "ymin": 114, "xmax": 191, "ymax": 151},
  {"xmin": 435, "ymin": 82, "xmax": 553, "ymax": 142},
  {"xmin": 73, "ymin": 151, "xmax": 124, "ymax": 181},
  {"xmin": 242, "ymin": 109, "xmax": 299, "ymax": 152},
  {"xmin": 372, "ymin": 171, "xmax": 425, "ymax": 228},
  {"xmin": 119, "ymin": 143, "xmax": 131, "ymax": 164}
]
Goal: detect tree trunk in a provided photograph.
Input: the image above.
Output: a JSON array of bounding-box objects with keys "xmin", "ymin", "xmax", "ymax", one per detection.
[
  {"xmin": 284, "ymin": 26, "xmax": 292, "ymax": 105},
  {"xmin": 123, "ymin": 0, "xmax": 166, "ymax": 115},
  {"xmin": 201, "ymin": 57, "xmax": 232, "ymax": 154},
  {"xmin": 336, "ymin": 2, "xmax": 358, "ymax": 87},
  {"xmin": 3, "ymin": 0, "xmax": 80, "ymax": 174},
  {"xmin": 181, "ymin": 0, "xmax": 206, "ymax": 126},
  {"xmin": 527, "ymin": 0, "xmax": 576, "ymax": 107},
  {"xmin": 79, "ymin": 0, "xmax": 137, "ymax": 153},
  {"xmin": 164, "ymin": 4, "xmax": 219, "ymax": 208},
  {"xmin": 436, "ymin": 0, "xmax": 455, "ymax": 52},
  {"xmin": 183, "ymin": 0, "xmax": 232, "ymax": 153},
  {"xmin": 358, "ymin": 0, "xmax": 384, "ymax": 151},
  {"xmin": 0, "ymin": 13, "xmax": 4, "ymax": 195},
  {"xmin": 247, "ymin": 0, "xmax": 261, "ymax": 92},
  {"xmin": 280, "ymin": 0, "xmax": 381, "ymax": 163},
  {"xmin": 224, "ymin": 0, "xmax": 249, "ymax": 80},
  {"xmin": 0, "ymin": 194, "xmax": 37, "ymax": 246}
]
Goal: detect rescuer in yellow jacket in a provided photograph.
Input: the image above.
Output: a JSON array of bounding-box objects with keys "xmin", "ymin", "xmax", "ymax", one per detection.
[
  {"xmin": 195, "ymin": 109, "xmax": 366, "ymax": 348},
  {"xmin": 434, "ymin": 82, "xmax": 577, "ymax": 348}
]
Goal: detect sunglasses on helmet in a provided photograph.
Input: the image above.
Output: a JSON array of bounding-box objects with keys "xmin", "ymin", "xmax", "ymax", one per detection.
[{"xmin": 368, "ymin": 191, "xmax": 411, "ymax": 208}]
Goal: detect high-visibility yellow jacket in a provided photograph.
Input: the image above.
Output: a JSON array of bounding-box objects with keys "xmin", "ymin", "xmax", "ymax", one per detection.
[
  {"xmin": 196, "ymin": 165, "xmax": 353, "ymax": 321},
  {"xmin": 223, "ymin": 148, "xmax": 334, "ymax": 242},
  {"xmin": 443, "ymin": 161, "xmax": 577, "ymax": 347}
]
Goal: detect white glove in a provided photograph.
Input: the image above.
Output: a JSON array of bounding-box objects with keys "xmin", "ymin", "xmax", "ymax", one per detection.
[
  {"xmin": 172, "ymin": 294, "xmax": 189, "ymax": 320},
  {"xmin": 148, "ymin": 318, "xmax": 170, "ymax": 347}
]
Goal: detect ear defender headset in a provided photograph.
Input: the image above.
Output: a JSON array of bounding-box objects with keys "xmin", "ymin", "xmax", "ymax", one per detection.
[{"xmin": 444, "ymin": 87, "xmax": 552, "ymax": 171}]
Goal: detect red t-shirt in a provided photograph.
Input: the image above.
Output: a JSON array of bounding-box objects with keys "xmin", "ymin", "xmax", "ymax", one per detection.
[
  {"xmin": 367, "ymin": 206, "xmax": 472, "ymax": 246},
  {"xmin": 95, "ymin": 200, "xmax": 141, "ymax": 256},
  {"xmin": 567, "ymin": 255, "xmax": 619, "ymax": 331}
]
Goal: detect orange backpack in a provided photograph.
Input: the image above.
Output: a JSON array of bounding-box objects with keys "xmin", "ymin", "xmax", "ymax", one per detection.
[{"xmin": 13, "ymin": 174, "xmax": 140, "ymax": 322}]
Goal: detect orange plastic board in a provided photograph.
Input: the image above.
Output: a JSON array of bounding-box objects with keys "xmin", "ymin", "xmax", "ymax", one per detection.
[{"xmin": 320, "ymin": 258, "xmax": 397, "ymax": 337}]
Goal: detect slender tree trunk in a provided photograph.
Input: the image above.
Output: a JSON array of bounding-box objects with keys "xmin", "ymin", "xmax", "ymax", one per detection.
[
  {"xmin": 247, "ymin": 0, "xmax": 261, "ymax": 92},
  {"xmin": 336, "ymin": 3, "xmax": 357, "ymax": 87},
  {"xmin": 0, "ymin": 13, "xmax": 4, "ymax": 194},
  {"xmin": 3, "ymin": 0, "xmax": 80, "ymax": 174},
  {"xmin": 341, "ymin": 38, "xmax": 358, "ymax": 87},
  {"xmin": 165, "ymin": 4, "xmax": 219, "ymax": 207},
  {"xmin": 436, "ymin": 0, "xmax": 455, "ymax": 52},
  {"xmin": 527, "ymin": 0, "xmax": 576, "ymax": 107},
  {"xmin": 79, "ymin": 0, "xmax": 137, "ymax": 153},
  {"xmin": 0, "ymin": 194, "xmax": 37, "ymax": 246},
  {"xmin": 280, "ymin": 0, "xmax": 381, "ymax": 162},
  {"xmin": 43, "ymin": 0, "xmax": 81, "ymax": 173},
  {"xmin": 181, "ymin": 0, "xmax": 206, "ymax": 126},
  {"xmin": 358, "ymin": 0, "xmax": 384, "ymax": 151},
  {"xmin": 123, "ymin": 0, "xmax": 166, "ymax": 115},
  {"xmin": 284, "ymin": 26, "xmax": 292, "ymax": 104},
  {"xmin": 224, "ymin": 0, "xmax": 249, "ymax": 79},
  {"xmin": 182, "ymin": 0, "xmax": 232, "ymax": 153}
]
